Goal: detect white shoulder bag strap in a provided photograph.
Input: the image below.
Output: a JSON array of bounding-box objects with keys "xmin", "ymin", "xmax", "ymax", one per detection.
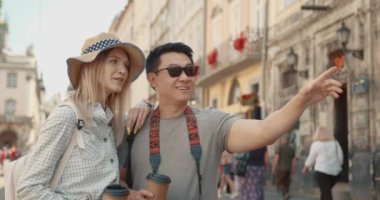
[{"xmin": 50, "ymin": 101, "xmax": 84, "ymax": 188}]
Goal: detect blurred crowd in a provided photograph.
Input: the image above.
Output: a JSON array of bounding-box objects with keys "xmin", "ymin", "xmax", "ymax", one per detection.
[{"xmin": 0, "ymin": 144, "xmax": 19, "ymax": 169}]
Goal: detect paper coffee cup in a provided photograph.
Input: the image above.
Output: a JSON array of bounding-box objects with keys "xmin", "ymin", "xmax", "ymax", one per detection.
[
  {"xmin": 146, "ymin": 173, "xmax": 171, "ymax": 200},
  {"xmin": 102, "ymin": 184, "xmax": 129, "ymax": 200}
]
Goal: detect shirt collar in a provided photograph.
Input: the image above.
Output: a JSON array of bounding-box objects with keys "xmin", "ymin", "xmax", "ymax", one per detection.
[{"xmin": 93, "ymin": 103, "xmax": 114, "ymax": 125}]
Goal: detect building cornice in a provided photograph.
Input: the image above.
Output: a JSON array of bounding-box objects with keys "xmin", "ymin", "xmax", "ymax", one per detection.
[{"xmin": 268, "ymin": 0, "xmax": 360, "ymax": 47}]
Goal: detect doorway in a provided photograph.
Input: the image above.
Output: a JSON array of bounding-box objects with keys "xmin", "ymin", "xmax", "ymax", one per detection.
[
  {"xmin": 0, "ymin": 129, "xmax": 18, "ymax": 148},
  {"xmin": 334, "ymin": 84, "xmax": 349, "ymax": 182}
]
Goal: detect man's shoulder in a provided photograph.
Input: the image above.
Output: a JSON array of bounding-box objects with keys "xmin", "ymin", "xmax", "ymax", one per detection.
[{"xmin": 192, "ymin": 107, "xmax": 232, "ymax": 119}]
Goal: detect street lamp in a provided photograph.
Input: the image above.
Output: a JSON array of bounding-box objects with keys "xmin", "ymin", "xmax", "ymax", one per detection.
[
  {"xmin": 287, "ymin": 48, "xmax": 298, "ymax": 67},
  {"xmin": 337, "ymin": 22, "xmax": 364, "ymax": 60},
  {"xmin": 287, "ymin": 48, "xmax": 309, "ymax": 78}
]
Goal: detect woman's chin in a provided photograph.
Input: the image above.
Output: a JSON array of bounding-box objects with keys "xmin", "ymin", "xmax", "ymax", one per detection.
[{"xmin": 108, "ymin": 87, "xmax": 123, "ymax": 95}]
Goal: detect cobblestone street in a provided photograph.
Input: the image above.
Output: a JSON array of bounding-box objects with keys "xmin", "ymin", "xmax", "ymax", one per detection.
[
  {"xmin": 1, "ymin": 169, "xmax": 4, "ymax": 200},
  {"xmin": 0, "ymin": 170, "xmax": 352, "ymax": 200},
  {"xmin": 218, "ymin": 181, "xmax": 350, "ymax": 200}
]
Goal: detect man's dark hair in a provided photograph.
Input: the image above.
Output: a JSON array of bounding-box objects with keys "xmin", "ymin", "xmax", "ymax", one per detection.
[{"xmin": 146, "ymin": 42, "xmax": 194, "ymax": 74}]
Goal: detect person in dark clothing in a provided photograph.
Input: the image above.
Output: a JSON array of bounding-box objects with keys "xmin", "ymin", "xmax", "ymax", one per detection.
[
  {"xmin": 272, "ymin": 136, "xmax": 296, "ymax": 200},
  {"xmin": 240, "ymin": 146, "xmax": 269, "ymax": 200}
]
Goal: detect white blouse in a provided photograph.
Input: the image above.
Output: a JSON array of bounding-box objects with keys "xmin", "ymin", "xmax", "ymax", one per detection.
[
  {"xmin": 17, "ymin": 103, "xmax": 119, "ymax": 200},
  {"xmin": 305, "ymin": 140, "xmax": 343, "ymax": 176}
]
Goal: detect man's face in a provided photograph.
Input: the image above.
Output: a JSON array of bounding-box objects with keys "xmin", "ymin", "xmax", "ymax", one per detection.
[{"xmin": 148, "ymin": 52, "xmax": 197, "ymax": 104}]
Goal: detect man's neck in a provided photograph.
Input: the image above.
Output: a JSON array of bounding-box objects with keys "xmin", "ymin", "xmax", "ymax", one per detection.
[{"xmin": 158, "ymin": 101, "xmax": 188, "ymax": 118}]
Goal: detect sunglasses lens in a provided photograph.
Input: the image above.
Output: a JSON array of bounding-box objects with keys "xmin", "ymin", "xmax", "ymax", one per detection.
[
  {"xmin": 163, "ymin": 65, "xmax": 198, "ymax": 77},
  {"xmin": 184, "ymin": 66, "xmax": 198, "ymax": 77},
  {"xmin": 167, "ymin": 67, "xmax": 183, "ymax": 77}
]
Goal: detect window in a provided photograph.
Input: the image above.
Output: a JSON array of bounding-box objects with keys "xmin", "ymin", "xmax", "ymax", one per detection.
[
  {"xmin": 250, "ymin": 0, "xmax": 264, "ymax": 36},
  {"xmin": 230, "ymin": 1, "xmax": 241, "ymax": 39},
  {"xmin": 251, "ymin": 83, "xmax": 260, "ymax": 94},
  {"xmin": 195, "ymin": 22, "xmax": 201, "ymax": 56},
  {"xmin": 212, "ymin": 16, "xmax": 222, "ymax": 47},
  {"xmin": 228, "ymin": 79, "xmax": 241, "ymax": 105},
  {"xmin": 215, "ymin": 0, "xmax": 223, "ymax": 7},
  {"xmin": 283, "ymin": 0, "xmax": 295, "ymax": 8},
  {"xmin": 5, "ymin": 99, "xmax": 16, "ymax": 117},
  {"xmin": 7, "ymin": 73, "xmax": 17, "ymax": 88}
]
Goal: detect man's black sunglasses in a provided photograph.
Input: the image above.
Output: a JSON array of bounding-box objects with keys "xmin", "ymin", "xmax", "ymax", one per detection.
[{"xmin": 154, "ymin": 65, "xmax": 199, "ymax": 77}]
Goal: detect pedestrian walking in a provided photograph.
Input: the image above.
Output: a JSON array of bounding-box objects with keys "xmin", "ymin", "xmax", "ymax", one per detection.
[
  {"xmin": 218, "ymin": 150, "xmax": 239, "ymax": 198},
  {"xmin": 240, "ymin": 146, "xmax": 269, "ymax": 200},
  {"xmin": 272, "ymin": 136, "xmax": 296, "ymax": 200},
  {"xmin": 302, "ymin": 126, "xmax": 343, "ymax": 200}
]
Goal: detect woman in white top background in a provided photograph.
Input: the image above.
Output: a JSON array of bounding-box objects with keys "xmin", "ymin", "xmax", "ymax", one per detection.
[{"xmin": 302, "ymin": 126, "xmax": 343, "ymax": 200}]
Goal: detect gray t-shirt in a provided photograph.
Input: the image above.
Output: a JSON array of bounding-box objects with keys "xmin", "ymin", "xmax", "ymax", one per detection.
[{"xmin": 118, "ymin": 107, "xmax": 238, "ymax": 200}]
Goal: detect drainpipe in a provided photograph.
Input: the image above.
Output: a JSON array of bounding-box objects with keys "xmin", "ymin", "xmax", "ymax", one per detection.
[
  {"xmin": 200, "ymin": 0, "xmax": 207, "ymax": 108},
  {"xmin": 260, "ymin": 0, "xmax": 269, "ymax": 119}
]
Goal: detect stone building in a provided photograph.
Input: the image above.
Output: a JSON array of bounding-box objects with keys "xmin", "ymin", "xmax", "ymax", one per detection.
[
  {"xmin": 108, "ymin": 0, "xmax": 380, "ymax": 196},
  {"xmin": 264, "ymin": 0, "xmax": 380, "ymax": 198},
  {"xmin": 0, "ymin": 20, "xmax": 44, "ymax": 155},
  {"xmin": 109, "ymin": 0, "xmax": 151, "ymax": 108}
]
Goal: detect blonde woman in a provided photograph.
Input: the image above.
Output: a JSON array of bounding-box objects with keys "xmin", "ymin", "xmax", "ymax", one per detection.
[
  {"xmin": 302, "ymin": 126, "xmax": 343, "ymax": 200},
  {"xmin": 17, "ymin": 33, "xmax": 153, "ymax": 199}
]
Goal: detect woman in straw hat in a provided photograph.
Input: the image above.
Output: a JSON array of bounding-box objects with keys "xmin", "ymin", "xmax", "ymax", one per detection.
[
  {"xmin": 302, "ymin": 126, "xmax": 343, "ymax": 200},
  {"xmin": 17, "ymin": 32, "xmax": 153, "ymax": 199}
]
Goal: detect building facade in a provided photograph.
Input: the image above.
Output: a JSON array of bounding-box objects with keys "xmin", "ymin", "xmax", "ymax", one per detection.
[
  {"xmin": 264, "ymin": 0, "xmax": 380, "ymax": 198},
  {"xmin": 197, "ymin": 0, "xmax": 264, "ymax": 118},
  {"xmin": 110, "ymin": 0, "xmax": 205, "ymax": 106},
  {"xmin": 109, "ymin": 0, "xmax": 151, "ymax": 108},
  {"xmin": 171, "ymin": 0, "xmax": 205, "ymax": 107},
  {"xmin": 0, "ymin": 20, "xmax": 44, "ymax": 154},
  {"xmin": 107, "ymin": 0, "xmax": 380, "ymax": 197}
]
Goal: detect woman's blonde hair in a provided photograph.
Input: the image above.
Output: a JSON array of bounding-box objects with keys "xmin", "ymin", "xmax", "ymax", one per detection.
[
  {"xmin": 313, "ymin": 126, "xmax": 335, "ymax": 141},
  {"xmin": 68, "ymin": 48, "xmax": 131, "ymax": 145}
]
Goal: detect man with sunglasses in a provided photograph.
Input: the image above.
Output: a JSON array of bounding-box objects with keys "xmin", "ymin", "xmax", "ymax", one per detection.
[{"xmin": 120, "ymin": 42, "xmax": 343, "ymax": 200}]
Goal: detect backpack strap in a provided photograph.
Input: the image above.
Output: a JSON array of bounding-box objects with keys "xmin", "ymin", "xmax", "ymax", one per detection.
[
  {"xmin": 126, "ymin": 126, "xmax": 136, "ymax": 188},
  {"xmin": 50, "ymin": 101, "xmax": 84, "ymax": 188}
]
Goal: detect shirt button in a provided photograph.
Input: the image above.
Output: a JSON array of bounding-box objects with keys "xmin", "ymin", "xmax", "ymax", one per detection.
[
  {"xmin": 103, "ymin": 138, "xmax": 107, "ymax": 142},
  {"xmin": 110, "ymin": 158, "xmax": 114, "ymax": 163}
]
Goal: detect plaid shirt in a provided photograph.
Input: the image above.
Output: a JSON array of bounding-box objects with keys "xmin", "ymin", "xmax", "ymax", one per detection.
[{"xmin": 17, "ymin": 104, "xmax": 119, "ymax": 200}]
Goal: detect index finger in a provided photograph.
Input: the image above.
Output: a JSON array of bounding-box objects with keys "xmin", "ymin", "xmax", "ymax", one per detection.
[{"xmin": 316, "ymin": 66, "xmax": 339, "ymax": 81}]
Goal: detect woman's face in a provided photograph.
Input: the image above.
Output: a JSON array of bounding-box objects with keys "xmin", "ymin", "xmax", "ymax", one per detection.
[{"xmin": 101, "ymin": 48, "xmax": 129, "ymax": 97}]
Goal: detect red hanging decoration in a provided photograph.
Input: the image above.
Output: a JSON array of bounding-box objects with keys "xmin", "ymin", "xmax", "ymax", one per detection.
[
  {"xmin": 239, "ymin": 92, "xmax": 259, "ymax": 106},
  {"xmin": 334, "ymin": 54, "xmax": 345, "ymax": 69},
  {"xmin": 233, "ymin": 33, "xmax": 247, "ymax": 53},
  {"xmin": 207, "ymin": 49, "xmax": 218, "ymax": 68}
]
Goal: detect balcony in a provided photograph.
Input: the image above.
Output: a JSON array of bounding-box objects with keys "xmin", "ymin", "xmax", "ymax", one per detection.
[
  {"xmin": 197, "ymin": 28, "xmax": 263, "ymax": 87},
  {"xmin": 0, "ymin": 115, "xmax": 33, "ymax": 126}
]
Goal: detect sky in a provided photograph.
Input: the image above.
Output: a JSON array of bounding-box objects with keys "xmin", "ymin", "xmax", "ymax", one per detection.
[{"xmin": 2, "ymin": 0, "xmax": 128, "ymax": 100}]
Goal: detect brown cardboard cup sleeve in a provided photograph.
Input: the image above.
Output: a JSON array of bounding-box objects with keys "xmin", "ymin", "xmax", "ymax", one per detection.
[{"xmin": 146, "ymin": 173, "xmax": 171, "ymax": 200}]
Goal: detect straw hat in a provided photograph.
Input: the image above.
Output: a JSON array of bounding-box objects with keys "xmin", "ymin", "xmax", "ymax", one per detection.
[{"xmin": 67, "ymin": 32, "xmax": 145, "ymax": 89}]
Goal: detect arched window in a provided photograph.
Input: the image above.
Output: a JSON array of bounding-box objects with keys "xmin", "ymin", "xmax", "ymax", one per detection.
[{"xmin": 228, "ymin": 79, "xmax": 241, "ymax": 105}]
